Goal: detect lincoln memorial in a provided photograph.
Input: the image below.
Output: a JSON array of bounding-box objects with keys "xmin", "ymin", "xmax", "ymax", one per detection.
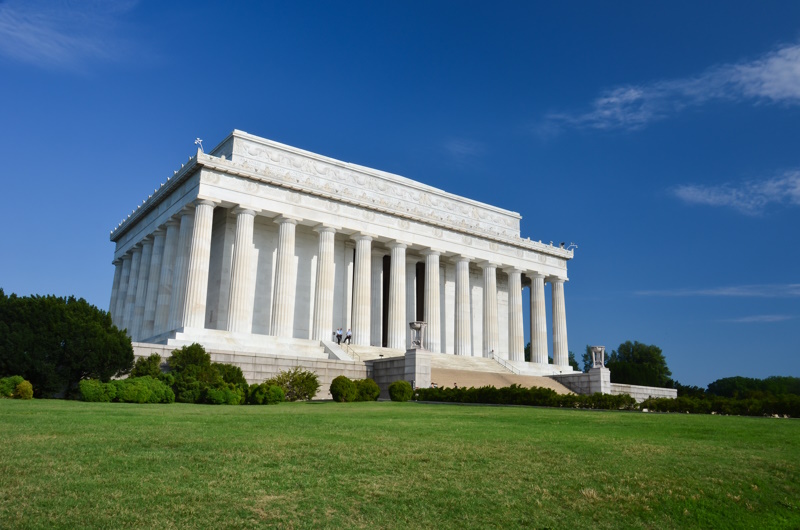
[{"xmin": 108, "ymin": 130, "xmax": 579, "ymax": 384}]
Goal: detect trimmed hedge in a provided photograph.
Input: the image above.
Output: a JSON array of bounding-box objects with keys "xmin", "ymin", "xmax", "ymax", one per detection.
[
  {"xmin": 642, "ymin": 394, "xmax": 800, "ymax": 417},
  {"xmin": 389, "ymin": 380, "xmax": 413, "ymax": 402},
  {"xmin": 80, "ymin": 376, "xmax": 175, "ymax": 404},
  {"xmin": 414, "ymin": 384, "xmax": 638, "ymax": 410},
  {"xmin": 330, "ymin": 375, "xmax": 357, "ymax": 402},
  {"xmin": 355, "ymin": 378, "xmax": 380, "ymax": 402}
]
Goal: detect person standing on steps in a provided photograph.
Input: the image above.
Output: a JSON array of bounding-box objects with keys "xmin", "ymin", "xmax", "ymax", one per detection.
[
  {"xmin": 336, "ymin": 328, "xmax": 343, "ymax": 344},
  {"xmin": 344, "ymin": 328, "xmax": 352, "ymax": 344}
]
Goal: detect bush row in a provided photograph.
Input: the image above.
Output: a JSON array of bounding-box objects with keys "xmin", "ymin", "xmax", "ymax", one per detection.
[
  {"xmin": 414, "ymin": 384, "xmax": 638, "ymax": 410},
  {"xmin": 329, "ymin": 376, "xmax": 380, "ymax": 402},
  {"xmin": 79, "ymin": 344, "xmax": 320, "ymax": 405},
  {"xmin": 641, "ymin": 394, "xmax": 800, "ymax": 417},
  {"xmin": 0, "ymin": 375, "xmax": 33, "ymax": 399},
  {"xmin": 79, "ymin": 376, "xmax": 175, "ymax": 403}
]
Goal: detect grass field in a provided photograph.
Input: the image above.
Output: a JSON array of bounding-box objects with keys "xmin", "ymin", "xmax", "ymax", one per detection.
[{"xmin": 1, "ymin": 400, "xmax": 799, "ymax": 529}]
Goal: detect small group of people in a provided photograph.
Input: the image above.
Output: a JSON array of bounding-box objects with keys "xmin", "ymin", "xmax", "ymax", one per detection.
[{"xmin": 334, "ymin": 328, "xmax": 352, "ymax": 345}]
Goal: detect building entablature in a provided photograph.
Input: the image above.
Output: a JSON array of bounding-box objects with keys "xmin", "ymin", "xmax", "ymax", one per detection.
[{"xmin": 110, "ymin": 131, "xmax": 572, "ymax": 265}]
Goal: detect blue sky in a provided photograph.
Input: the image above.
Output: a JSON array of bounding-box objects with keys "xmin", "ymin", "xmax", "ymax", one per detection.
[{"xmin": 1, "ymin": 1, "xmax": 798, "ymax": 387}]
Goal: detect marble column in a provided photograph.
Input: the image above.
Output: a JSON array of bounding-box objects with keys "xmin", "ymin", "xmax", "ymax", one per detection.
[
  {"xmin": 507, "ymin": 268, "xmax": 524, "ymax": 361},
  {"xmin": 405, "ymin": 254, "xmax": 417, "ymax": 348},
  {"xmin": 131, "ymin": 237, "xmax": 153, "ymax": 340},
  {"xmin": 422, "ymin": 250, "xmax": 441, "ymax": 353},
  {"xmin": 481, "ymin": 262, "xmax": 499, "ymax": 358},
  {"xmin": 312, "ymin": 225, "xmax": 336, "ymax": 341},
  {"xmin": 550, "ymin": 277, "xmax": 569, "ymax": 367},
  {"xmin": 168, "ymin": 207, "xmax": 195, "ymax": 330},
  {"xmin": 529, "ymin": 272, "xmax": 548, "ymax": 364},
  {"xmin": 122, "ymin": 245, "xmax": 142, "ymax": 332},
  {"xmin": 454, "ymin": 256, "xmax": 472, "ymax": 356},
  {"xmin": 182, "ymin": 200, "xmax": 216, "ymax": 329},
  {"xmin": 114, "ymin": 254, "xmax": 132, "ymax": 327},
  {"xmin": 154, "ymin": 218, "xmax": 180, "ymax": 335},
  {"xmin": 109, "ymin": 259, "xmax": 122, "ymax": 320},
  {"xmin": 351, "ymin": 234, "xmax": 372, "ymax": 345},
  {"xmin": 271, "ymin": 216, "xmax": 299, "ymax": 338},
  {"xmin": 227, "ymin": 208, "xmax": 258, "ymax": 334},
  {"xmin": 141, "ymin": 229, "xmax": 166, "ymax": 339},
  {"xmin": 344, "ymin": 242, "xmax": 355, "ymax": 331},
  {"xmin": 387, "ymin": 242, "xmax": 407, "ymax": 350},
  {"xmin": 370, "ymin": 248, "xmax": 385, "ymax": 346}
]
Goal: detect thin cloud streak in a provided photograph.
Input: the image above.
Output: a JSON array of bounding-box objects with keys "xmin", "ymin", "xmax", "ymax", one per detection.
[
  {"xmin": 444, "ymin": 138, "xmax": 486, "ymax": 165},
  {"xmin": 0, "ymin": 0, "xmax": 137, "ymax": 68},
  {"xmin": 719, "ymin": 315, "xmax": 795, "ymax": 323},
  {"xmin": 673, "ymin": 170, "xmax": 800, "ymax": 215},
  {"xmin": 636, "ymin": 284, "xmax": 800, "ymax": 298},
  {"xmin": 546, "ymin": 41, "xmax": 800, "ymax": 131}
]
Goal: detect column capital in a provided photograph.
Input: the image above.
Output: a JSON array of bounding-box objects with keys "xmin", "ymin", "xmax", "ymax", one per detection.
[
  {"xmin": 131, "ymin": 243, "xmax": 143, "ymax": 253},
  {"xmin": 387, "ymin": 239, "xmax": 408, "ymax": 250},
  {"xmin": 313, "ymin": 223, "xmax": 339, "ymax": 234},
  {"xmin": 112, "ymin": 258, "xmax": 122, "ymax": 266},
  {"xmin": 420, "ymin": 249, "xmax": 441, "ymax": 257},
  {"xmin": 233, "ymin": 206, "xmax": 260, "ymax": 216},
  {"xmin": 371, "ymin": 248, "xmax": 387, "ymax": 258},
  {"xmin": 164, "ymin": 217, "xmax": 181, "ymax": 229},
  {"xmin": 453, "ymin": 254, "xmax": 473, "ymax": 264},
  {"xmin": 151, "ymin": 227, "xmax": 166, "ymax": 237},
  {"xmin": 195, "ymin": 198, "xmax": 219, "ymax": 208},
  {"xmin": 274, "ymin": 215, "xmax": 301, "ymax": 225},
  {"xmin": 350, "ymin": 232, "xmax": 374, "ymax": 242},
  {"xmin": 547, "ymin": 276, "xmax": 568, "ymax": 284},
  {"xmin": 504, "ymin": 267, "xmax": 524, "ymax": 275},
  {"xmin": 529, "ymin": 271, "xmax": 546, "ymax": 279},
  {"xmin": 477, "ymin": 260, "xmax": 501, "ymax": 269}
]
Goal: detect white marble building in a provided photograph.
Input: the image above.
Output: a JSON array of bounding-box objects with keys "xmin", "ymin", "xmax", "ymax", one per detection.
[{"xmin": 109, "ymin": 130, "xmax": 575, "ymax": 374}]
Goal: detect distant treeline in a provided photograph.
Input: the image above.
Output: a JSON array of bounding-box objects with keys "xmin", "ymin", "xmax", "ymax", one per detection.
[{"xmin": 674, "ymin": 376, "xmax": 800, "ymax": 399}]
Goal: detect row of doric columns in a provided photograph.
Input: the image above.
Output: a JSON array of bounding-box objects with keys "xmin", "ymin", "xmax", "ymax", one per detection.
[{"xmin": 110, "ymin": 200, "xmax": 569, "ymax": 366}]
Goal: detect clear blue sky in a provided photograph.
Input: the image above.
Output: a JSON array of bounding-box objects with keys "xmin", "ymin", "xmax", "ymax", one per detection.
[{"xmin": 1, "ymin": 1, "xmax": 798, "ymax": 387}]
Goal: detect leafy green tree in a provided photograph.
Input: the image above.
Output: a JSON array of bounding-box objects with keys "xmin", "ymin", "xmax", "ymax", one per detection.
[
  {"xmin": 567, "ymin": 351, "xmax": 579, "ymax": 371},
  {"xmin": 0, "ymin": 289, "xmax": 133, "ymax": 396},
  {"xmin": 605, "ymin": 341, "xmax": 672, "ymax": 388},
  {"xmin": 131, "ymin": 353, "xmax": 164, "ymax": 379}
]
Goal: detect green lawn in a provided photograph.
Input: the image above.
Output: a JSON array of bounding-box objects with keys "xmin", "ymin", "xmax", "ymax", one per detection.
[{"xmin": 1, "ymin": 400, "xmax": 798, "ymax": 529}]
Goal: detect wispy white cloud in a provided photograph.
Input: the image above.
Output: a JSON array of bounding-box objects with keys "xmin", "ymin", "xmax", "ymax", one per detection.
[
  {"xmin": 0, "ymin": 0, "xmax": 137, "ymax": 68},
  {"xmin": 546, "ymin": 41, "xmax": 800, "ymax": 131},
  {"xmin": 444, "ymin": 138, "xmax": 486, "ymax": 164},
  {"xmin": 635, "ymin": 284, "xmax": 800, "ymax": 298},
  {"xmin": 719, "ymin": 314, "xmax": 795, "ymax": 323},
  {"xmin": 672, "ymin": 170, "xmax": 800, "ymax": 215}
]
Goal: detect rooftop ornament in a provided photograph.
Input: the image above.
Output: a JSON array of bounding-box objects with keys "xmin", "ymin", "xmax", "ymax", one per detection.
[{"xmin": 409, "ymin": 321, "xmax": 427, "ymax": 349}]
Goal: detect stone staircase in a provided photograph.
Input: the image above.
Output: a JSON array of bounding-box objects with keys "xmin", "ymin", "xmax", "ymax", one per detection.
[{"xmin": 429, "ymin": 354, "xmax": 513, "ymax": 373}]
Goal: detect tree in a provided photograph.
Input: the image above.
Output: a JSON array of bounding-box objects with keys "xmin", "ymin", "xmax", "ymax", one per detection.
[
  {"xmin": 605, "ymin": 340, "xmax": 672, "ymax": 388},
  {"xmin": 0, "ymin": 289, "xmax": 133, "ymax": 396},
  {"xmin": 567, "ymin": 351, "xmax": 579, "ymax": 371}
]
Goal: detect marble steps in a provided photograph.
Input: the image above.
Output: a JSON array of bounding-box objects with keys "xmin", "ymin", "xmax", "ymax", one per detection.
[
  {"xmin": 429, "ymin": 368, "xmax": 574, "ymax": 395},
  {"xmin": 428, "ymin": 354, "xmax": 513, "ymax": 373}
]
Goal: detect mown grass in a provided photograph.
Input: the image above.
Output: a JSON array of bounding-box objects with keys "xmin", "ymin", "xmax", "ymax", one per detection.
[{"xmin": 1, "ymin": 400, "xmax": 799, "ymax": 529}]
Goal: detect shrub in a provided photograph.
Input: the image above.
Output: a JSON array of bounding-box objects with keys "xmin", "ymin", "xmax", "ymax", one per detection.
[
  {"xmin": 203, "ymin": 384, "xmax": 245, "ymax": 405},
  {"xmin": 79, "ymin": 379, "xmax": 114, "ymax": 402},
  {"xmin": 355, "ymin": 378, "xmax": 380, "ymax": 401},
  {"xmin": 265, "ymin": 385, "xmax": 285, "ymax": 405},
  {"xmin": 13, "ymin": 380, "xmax": 33, "ymax": 399},
  {"xmin": 213, "ymin": 362, "xmax": 248, "ymax": 388},
  {"xmin": 131, "ymin": 354, "xmax": 164, "ymax": 379},
  {"xmin": 0, "ymin": 375, "xmax": 25, "ymax": 398},
  {"xmin": 247, "ymin": 383, "xmax": 286, "ymax": 405},
  {"xmin": 168, "ymin": 343, "xmax": 211, "ymax": 373},
  {"xmin": 389, "ymin": 380, "xmax": 413, "ymax": 402},
  {"xmin": 330, "ymin": 375, "xmax": 357, "ymax": 402},
  {"xmin": 265, "ymin": 367, "xmax": 320, "ymax": 401}
]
